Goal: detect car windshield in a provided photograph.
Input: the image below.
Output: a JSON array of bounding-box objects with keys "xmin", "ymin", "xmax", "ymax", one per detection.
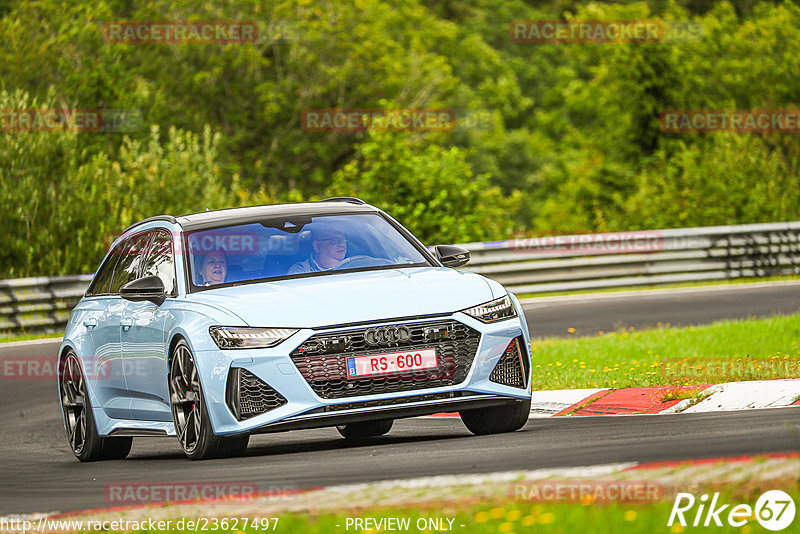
[{"xmin": 185, "ymin": 213, "xmax": 431, "ymax": 290}]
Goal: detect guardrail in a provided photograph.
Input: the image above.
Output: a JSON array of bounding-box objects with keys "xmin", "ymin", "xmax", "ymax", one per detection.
[
  {"xmin": 1, "ymin": 222, "xmax": 799, "ymax": 337},
  {"xmin": 0, "ymin": 275, "xmax": 93, "ymax": 337},
  {"xmin": 460, "ymin": 221, "xmax": 800, "ymax": 294}
]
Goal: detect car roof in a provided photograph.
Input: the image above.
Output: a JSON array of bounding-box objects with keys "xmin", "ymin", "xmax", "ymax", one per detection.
[{"xmin": 122, "ymin": 199, "xmax": 380, "ymax": 234}]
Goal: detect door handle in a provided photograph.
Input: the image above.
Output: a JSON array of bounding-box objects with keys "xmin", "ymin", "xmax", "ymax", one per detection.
[
  {"xmin": 82, "ymin": 318, "xmax": 98, "ymax": 330},
  {"xmin": 121, "ymin": 317, "xmax": 133, "ymax": 331}
]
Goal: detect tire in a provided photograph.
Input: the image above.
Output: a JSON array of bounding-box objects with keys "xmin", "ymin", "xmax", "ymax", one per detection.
[
  {"xmin": 459, "ymin": 398, "xmax": 531, "ymax": 436},
  {"xmin": 336, "ymin": 419, "xmax": 393, "ymax": 439},
  {"xmin": 169, "ymin": 339, "xmax": 249, "ymax": 460},
  {"xmin": 59, "ymin": 350, "xmax": 133, "ymax": 462}
]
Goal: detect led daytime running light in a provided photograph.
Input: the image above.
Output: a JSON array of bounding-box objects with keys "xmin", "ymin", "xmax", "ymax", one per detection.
[
  {"xmin": 462, "ymin": 295, "xmax": 517, "ymax": 323},
  {"xmin": 210, "ymin": 326, "xmax": 298, "ymax": 349}
]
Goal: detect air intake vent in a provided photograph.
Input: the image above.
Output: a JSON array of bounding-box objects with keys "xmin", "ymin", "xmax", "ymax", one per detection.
[
  {"xmin": 489, "ymin": 337, "xmax": 528, "ymax": 389},
  {"xmin": 226, "ymin": 368, "xmax": 287, "ymax": 420}
]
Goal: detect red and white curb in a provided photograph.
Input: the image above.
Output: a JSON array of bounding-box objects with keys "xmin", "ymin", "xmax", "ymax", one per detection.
[
  {"xmin": 664, "ymin": 379, "xmax": 800, "ymax": 413},
  {"xmin": 532, "ymin": 379, "xmax": 800, "ymax": 417},
  {"xmin": 425, "ymin": 379, "xmax": 800, "ymax": 418}
]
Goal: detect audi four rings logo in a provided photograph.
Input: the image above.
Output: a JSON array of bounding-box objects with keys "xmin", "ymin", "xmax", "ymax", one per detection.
[{"xmin": 364, "ymin": 326, "xmax": 411, "ymax": 345}]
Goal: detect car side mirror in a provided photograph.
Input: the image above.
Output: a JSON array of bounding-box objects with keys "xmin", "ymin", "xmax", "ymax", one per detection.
[
  {"xmin": 434, "ymin": 245, "xmax": 470, "ymax": 268},
  {"xmin": 120, "ymin": 275, "xmax": 166, "ymax": 305}
]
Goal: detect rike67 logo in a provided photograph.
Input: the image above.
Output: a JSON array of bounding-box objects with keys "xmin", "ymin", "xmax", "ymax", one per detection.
[{"xmin": 669, "ymin": 490, "xmax": 796, "ymax": 531}]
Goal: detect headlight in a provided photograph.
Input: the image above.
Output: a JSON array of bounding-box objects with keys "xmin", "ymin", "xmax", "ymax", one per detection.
[
  {"xmin": 462, "ymin": 295, "xmax": 517, "ymax": 323},
  {"xmin": 209, "ymin": 326, "xmax": 299, "ymax": 349}
]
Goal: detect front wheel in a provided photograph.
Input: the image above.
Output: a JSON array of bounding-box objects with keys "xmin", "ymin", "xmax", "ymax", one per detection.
[
  {"xmin": 169, "ymin": 340, "xmax": 249, "ymax": 460},
  {"xmin": 336, "ymin": 419, "xmax": 393, "ymax": 439},
  {"xmin": 59, "ymin": 350, "xmax": 132, "ymax": 462},
  {"xmin": 460, "ymin": 398, "xmax": 531, "ymax": 436}
]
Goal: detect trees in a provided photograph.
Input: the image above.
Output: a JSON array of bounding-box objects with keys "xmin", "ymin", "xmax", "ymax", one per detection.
[
  {"xmin": 622, "ymin": 135, "xmax": 800, "ymax": 229},
  {"xmin": 326, "ymin": 132, "xmax": 520, "ymax": 245},
  {"xmin": 0, "ymin": 90, "xmax": 229, "ymax": 277},
  {"xmin": 1, "ymin": 0, "xmax": 799, "ymax": 277}
]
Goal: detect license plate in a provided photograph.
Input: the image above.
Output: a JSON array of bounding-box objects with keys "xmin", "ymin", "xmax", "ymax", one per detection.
[{"xmin": 346, "ymin": 348, "xmax": 438, "ymax": 378}]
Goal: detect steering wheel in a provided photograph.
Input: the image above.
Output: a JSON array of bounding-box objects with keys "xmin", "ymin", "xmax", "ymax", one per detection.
[{"xmin": 334, "ymin": 255, "xmax": 392, "ymax": 270}]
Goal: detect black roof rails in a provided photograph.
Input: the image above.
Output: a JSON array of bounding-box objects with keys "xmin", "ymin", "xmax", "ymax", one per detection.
[{"xmin": 318, "ymin": 197, "xmax": 367, "ymax": 205}]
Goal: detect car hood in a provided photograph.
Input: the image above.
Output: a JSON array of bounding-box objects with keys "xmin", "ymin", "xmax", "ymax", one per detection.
[{"xmin": 187, "ymin": 267, "xmax": 498, "ymax": 328}]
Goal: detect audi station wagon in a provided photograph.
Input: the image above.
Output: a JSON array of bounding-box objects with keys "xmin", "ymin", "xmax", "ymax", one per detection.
[{"xmin": 58, "ymin": 198, "xmax": 532, "ymax": 460}]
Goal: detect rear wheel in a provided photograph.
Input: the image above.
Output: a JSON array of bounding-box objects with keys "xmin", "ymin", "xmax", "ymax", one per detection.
[
  {"xmin": 169, "ymin": 340, "xmax": 249, "ymax": 460},
  {"xmin": 460, "ymin": 398, "xmax": 531, "ymax": 436},
  {"xmin": 336, "ymin": 419, "xmax": 393, "ymax": 439},
  {"xmin": 59, "ymin": 350, "xmax": 132, "ymax": 462}
]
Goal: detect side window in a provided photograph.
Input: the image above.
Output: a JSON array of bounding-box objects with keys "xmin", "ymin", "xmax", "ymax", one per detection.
[
  {"xmin": 141, "ymin": 230, "xmax": 177, "ymax": 296},
  {"xmin": 109, "ymin": 231, "xmax": 153, "ymax": 294},
  {"xmin": 86, "ymin": 243, "xmax": 123, "ymax": 296}
]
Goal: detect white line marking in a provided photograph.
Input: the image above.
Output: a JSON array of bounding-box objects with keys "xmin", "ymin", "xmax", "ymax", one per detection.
[
  {"xmin": 0, "ymin": 337, "xmax": 62, "ymax": 348},
  {"xmin": 529, "ymin": 388, "xmax": 608, "ymax": 417},
  {"xmin": 520, "ymin": 280, "xmax": 800, "ymax": 305},
  {"xmin": 680, "ymin": 379, "xmax": 800, "ymax": 413}
]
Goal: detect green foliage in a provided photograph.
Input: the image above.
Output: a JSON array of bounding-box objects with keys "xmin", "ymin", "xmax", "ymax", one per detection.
[
  {"xmin": 0, "ymin": 90, "xmax": 231, "ymax": 277},
  {"xmin": 326, "ymin": 133, "xmax": 520, "ymax": 245},
  {"xmin": 1, "ymin": 0, "xmax": 800, "ymax": 277},
  {"xmin": 621, "ymin": 135, "xmax": 800, "ymax": 229}
]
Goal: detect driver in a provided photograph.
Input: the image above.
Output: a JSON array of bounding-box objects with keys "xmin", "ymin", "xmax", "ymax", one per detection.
[
  {"xmin": 197, "ymin": 251, "xmax": 227, "ymax": 285},
  {"xmin": 288, "ymin": 224, "xmax": 347, "ymax": 275}
]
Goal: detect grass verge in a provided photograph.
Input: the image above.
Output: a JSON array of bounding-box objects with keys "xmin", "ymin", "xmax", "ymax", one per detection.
[
  {"xmin": 0, "ymin": 332, "xmax": 62, "ymax": 344},
  {"xmin": 531, "ymin": 313, "xmax": 800, "ymax": 390},
  {"xmin": 64, "ymin": 485, "xmax": 799, "ymax": 534}
]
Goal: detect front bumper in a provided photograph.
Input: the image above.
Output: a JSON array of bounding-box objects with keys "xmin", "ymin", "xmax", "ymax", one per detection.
[
  {"xmin": 196, "ymin": 309, "xmax": 532, "ymax": 436},
  {"xmin": 251, "ymin": 393, "xmax": 524, "ymax": 433}
]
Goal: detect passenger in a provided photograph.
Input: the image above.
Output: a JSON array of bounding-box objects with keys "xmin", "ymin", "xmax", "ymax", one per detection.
[
  {"xmin": 197, "ymin": 251, "xmax": 227, "ymax": 285},
  {"xmin": 288, "ymin": 225, "xmax": 347, "ymax": 275}
]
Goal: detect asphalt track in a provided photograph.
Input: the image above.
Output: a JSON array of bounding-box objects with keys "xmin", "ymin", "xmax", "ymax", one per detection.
[
  {"xmin": 523, "ymin": 281, "xmax": 800, "ymax": 337},
  {"xmin": 1, "ymin": 282, "xmax": 799, "ymax": 515}
]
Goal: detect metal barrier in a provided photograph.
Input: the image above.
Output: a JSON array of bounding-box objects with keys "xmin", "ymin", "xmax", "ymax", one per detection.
[
  {"xmin": 0, "ymin": 275, "xmax": 93, "ymax": 337},
  {"xmin": 2, "ymin": 222, "xmax": 799, "ymax": 337},
  {"xmin": 460, "ymin": 221, "xmax": 800, "ymax": 293}
]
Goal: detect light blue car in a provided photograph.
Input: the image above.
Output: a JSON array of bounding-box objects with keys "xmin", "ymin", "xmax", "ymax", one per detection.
[{"xmin": 58, "ymin": 198, "xmax": 532, "ymax": 461}]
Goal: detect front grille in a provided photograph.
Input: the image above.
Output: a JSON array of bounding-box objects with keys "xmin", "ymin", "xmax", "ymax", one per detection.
[
  {"xmin": 290, "ymin": 320, "xmax": 481, "ymax": 399},
  {"xmin": 489, "ymin": 337, "xmax": 528, "ymax": 389},
  {"xmin": 226, "ymin": 368, "xmax": 287, "ymax": 420}
]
